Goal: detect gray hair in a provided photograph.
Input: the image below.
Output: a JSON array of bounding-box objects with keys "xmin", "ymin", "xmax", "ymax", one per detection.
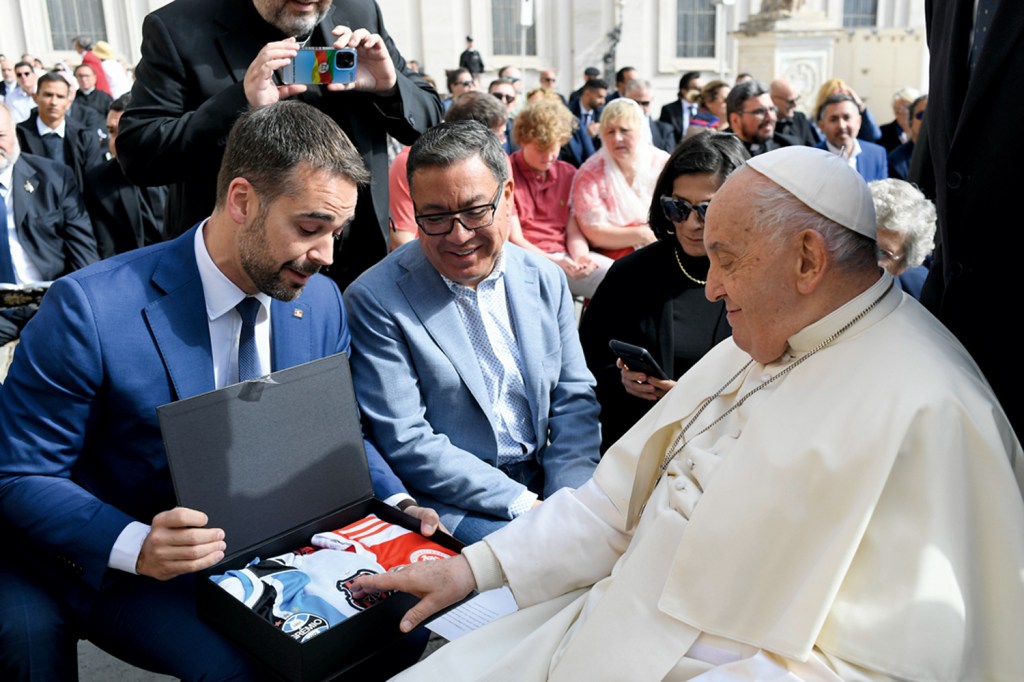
[
  {"xmin": 892, "ymin": 87, "xmax": 921, "ymax": 105},
  {"xmin": 726, "ymin": 79, "xmax": 769, "ymax": 118},
  {"xmin": 624, "ymin": 79, "xmax": 652, "ymax": 98},
  {"xmin": 868, "ymin": 179, "xmax": 936, "ymax": 268},
  {"xmin": 743, "ymin": 166, "xmax": 878, "ymax": 273},
  {"xmin": 406, "ymin": 120, "xmax": 508, "ymax": 192}
]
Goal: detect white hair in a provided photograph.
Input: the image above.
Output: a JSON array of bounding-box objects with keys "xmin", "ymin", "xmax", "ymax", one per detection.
[
  {"xmin": 868, "ymin": 179, "xmax": 937, "ymax": 268},
  {"xmin": 742, "ymin": 167, "xmax": 878, "ymax": 273},
  {"xmin": 892, "ymin": 87, "xmax": 921, "ymax": 104}
]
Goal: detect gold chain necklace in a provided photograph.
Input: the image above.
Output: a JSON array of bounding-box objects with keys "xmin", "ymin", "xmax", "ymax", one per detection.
[{"xmin": 673, "ymin": 247, "xmax": 706, "ymax": 285}]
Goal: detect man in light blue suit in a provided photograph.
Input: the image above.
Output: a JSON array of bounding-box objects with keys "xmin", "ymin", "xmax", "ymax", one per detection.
[
  {"xmin": 0, "ymin": 102, "xmax": 434, "ymax": 680},
  {"xmin": 346, "ymin": 121, "xmax": 601, "ymax": 544},
  {"xmin": 815, "ymin": 94, "xmax": 888, "ymax": 182}
]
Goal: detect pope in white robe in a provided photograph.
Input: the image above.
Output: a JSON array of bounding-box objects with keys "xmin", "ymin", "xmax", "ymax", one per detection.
[{"xmin": 353, "ymin": 146, "xmax": 1024, "ymax": 682}]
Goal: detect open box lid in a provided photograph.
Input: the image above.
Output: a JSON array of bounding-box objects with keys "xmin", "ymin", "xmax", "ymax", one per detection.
[{"xmin": 158, "ymin": 353, "xmax": 373, "ymax": 561}]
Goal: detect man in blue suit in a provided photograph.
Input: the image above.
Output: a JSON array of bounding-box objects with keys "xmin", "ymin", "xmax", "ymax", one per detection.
[
  {"xmin": 0, "ymin": 102, "xmax": 434, "ymax": 680},
  {"xmin": 561, "ymin": 78, "xmax": 607, "ymax": 167},
  {"xmin": 346, "ymin": 121, "xmax": 601, "ymax": 544},
  {"xmin": 0, "ymin": 102, "xmax": 98, "ymax": 346},
  {"xmin": 815, "ymin": 94, "xmax": 888, "ymax": 182}
]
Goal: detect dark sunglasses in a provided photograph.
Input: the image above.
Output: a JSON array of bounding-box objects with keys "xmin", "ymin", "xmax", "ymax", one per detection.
[
  {"xmin": 660, "ymin": 196, "xmax": 709, "ymax": 224},
  {"xmin": 491, "ymin": 92, "xmax": 515, "ymax": 103}
]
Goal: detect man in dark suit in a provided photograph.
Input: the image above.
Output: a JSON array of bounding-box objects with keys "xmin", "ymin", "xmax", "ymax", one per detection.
[
  {"xmin": 73, "ymin": 63, "xmax": 114, "ymax": 118},
  {"xmin": 0, "ymin": 101, "xmax": 435, "ymax": 680},
  {"xmin": 814, "ymin": 94, "xmax": 888, "ymax": 182},
  {"xmin": 770, "ymin": 78, "xmax": 820, "ymax": 146},
  {"xmin": 567, "ymin": 65, "xmax": 600, "ymax": 110},
  {"xmin": 605, "ymin": 66, "xmax": 637, "ymax": 104},
  {"xmin": 877, "ymin": 87, "xmax": 919, "ymax": 153},
  {"xmin": 117, "ymin": 0, "xmax": 442, "ymax": 291},
  {"xmin": 625, "ymin": 79, "xmax": 676, "ymax": 153},
  {"xmin": 83, "ymin": 94, "xmax": 167, "ymax": 258},
  {"xmin": 887, "ymin": 95, "xmax": 927, "ymax": 181},
  {"xmin": 561, "ymin": 78, "xmax": 606, "ymax": 167},
  {"xmin": 15, "ymin": 72, "xmax": 105, "ymax": 194},
  {"xmin": 659, "ymin": 71, "xmax": 704, "ymax": 141},
  {"xmin": 726, "ymin": 80, "xmax": 799, "ymax": 157},
  {"xmin": 0, "ymin": 103, "xmax": 98, "ymax": 345},
  {"xmin": 921, "ymin": 0, "xmax": 1023, "ymax": 435}
]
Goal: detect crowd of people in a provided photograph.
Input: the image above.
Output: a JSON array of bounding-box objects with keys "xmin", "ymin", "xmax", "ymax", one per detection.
[{"xmin": 1, "ymin": 1, "xmax": 1022, "ymax": 680}]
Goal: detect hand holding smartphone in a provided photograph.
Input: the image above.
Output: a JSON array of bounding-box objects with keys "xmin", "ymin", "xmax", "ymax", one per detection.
[
  {"xmin": 608, "ymin": 340, "xmax": 668, "ymax": 380},
  {"xmin": 281, "ymin": 47, "xmax": 357, "ymax": 85}
]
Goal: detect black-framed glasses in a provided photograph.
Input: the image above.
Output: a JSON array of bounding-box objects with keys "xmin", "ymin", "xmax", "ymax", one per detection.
[
  {"xmin": 415, "ymin": 183, "xmax": 504, "ymax": 236},
  {"xmin": 491, "ymin": 92, "xmax": 515, "ymax": 103},
  {"xmin": 660, "ymin": 196, "xmax": 709, "ymax": 224},
  {"xmin": 914, "ymin": 110, "xmax": 926, "ymax": 120},
  {"xmin": 634, "ymin": 100, "xmax": 651, "ymax": 107},
  {"xmin": 454, "ymin": 80, "xmax": 474, "ymax": 88},
  {"xmin": 774, "ymin": 95, "xmax": 799, "ymax": 107},
  {"xmin": 741, "ymin": 106, "xmax": 778, "ymax": 118}
]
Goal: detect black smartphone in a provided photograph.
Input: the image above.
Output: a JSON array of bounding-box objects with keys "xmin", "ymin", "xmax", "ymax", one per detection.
[{"xmin": 608, "ymin": 339, "xmax": 668, "ymax": 380}]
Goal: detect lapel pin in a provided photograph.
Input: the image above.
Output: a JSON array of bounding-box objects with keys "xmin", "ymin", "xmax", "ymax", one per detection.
[
  {"xmin": 24, "ymin": 180, "xmax": 34, "ymax": 193},
  {"xmin": 293, "ymin": 308, "xmax": 303, "ymax": 319}
]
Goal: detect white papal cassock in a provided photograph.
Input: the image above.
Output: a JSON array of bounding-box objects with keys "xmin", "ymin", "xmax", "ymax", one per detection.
[{"xmin": 396, "ymin": 273, "xmax": 1024, "ymax": 682}]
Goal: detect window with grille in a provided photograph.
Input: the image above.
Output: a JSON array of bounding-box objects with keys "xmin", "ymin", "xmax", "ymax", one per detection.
[
  {"xmin": 676, "ymin": 0, "xmax": 716, "ymax": 58},
  {"xmin": 492, "ymin": 0, "xmax": 537, "ymax": 56},
  {"xmin": 47, "ymin": 0, "xmax": 107, "ymax": 51},
  {"xmin": 843, "ymin": 0, "xmax": 878, "ymax": 28}
]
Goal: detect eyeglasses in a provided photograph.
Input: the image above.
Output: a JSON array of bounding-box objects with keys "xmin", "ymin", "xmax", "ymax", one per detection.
[
  {"xmin": 15, "ymin": 71, "xmax": 32, "ymax": 79},
  {"xmin": 877, "ymin": 247, "xmax": 904, "ymax": 264},
  {"xmin": 914, "ymin": 110, "xmax": 926, "ymax": 120},
  {"xmin": 740, "ymin": 106, "xmax": 778, "ymax": 118},
  {"xmin": 660, "ymin": 196, "xmax": 709, "ymax": 224},
  {"xmin": 541, "ymin": 77, "xmax": 556, "ymax": 83},
  {"xmin": 414, "ymin": 183, "xmax": 504, "ymax": 236},
  {"xmin": 504, "ymin": 76, "xmax": 521, "ymax": 84},
  {"xmin": 774, "ymin": 95, "xmax": 799, "ymax": 107},
  {"xmin": 634, "ymin": 100, "xmax": 651, "ymax": 107},
  {"xmin": 491, "ymin": 92, "xmax": 515, "ymax": 103}
]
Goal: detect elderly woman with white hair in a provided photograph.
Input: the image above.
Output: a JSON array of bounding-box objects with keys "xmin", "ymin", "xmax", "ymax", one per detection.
[
  {"xmin": 868, "ymin": 178, "xmax": 936, "ymax": 299},
  {"xmin": 571, "ymin": 98, "xmax": 670, "ymax": 260}
]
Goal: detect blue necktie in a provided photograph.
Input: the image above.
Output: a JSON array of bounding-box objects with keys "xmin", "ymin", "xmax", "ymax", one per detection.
[
  {"xmin": 970, "ymin": 0, "xmax": 997, "ymax": 75},
  {"xmin": 0, "ymin": 187, "xmax": 16, "ymax": 283},
  {"xmin": 236, "ymin": 297, "xmax": 262, "ymax": 382},
  {"xmin": 41, "ymin": 133, "xmax": 65, "ymax": 164}
]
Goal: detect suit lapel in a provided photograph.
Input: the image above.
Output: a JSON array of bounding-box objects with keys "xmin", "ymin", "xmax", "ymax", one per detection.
[
  {"xmin": 11, "ymin": 161, "xmax": 36, "ymax": 244},
  {"xmin": 144, "ymin": 227, "xmax": 215, "ymax": 400},
  {"xmin": 503, "ymin": 249, "xmax": 544, "ymax": 423},
  {"xmin": 395, "ymin": 247, "xmax": 492, "ymax": 415},
  {"xmin": 213, "ymin": 0, "xmax": 280, "ymax": 84},
  {"xmin": 270, "ymin": 297, "xmax": 314, "ymax": 372},
  {"xmin": 957, "ymin": 0, "xmax": 1023, "ymax": 141}
]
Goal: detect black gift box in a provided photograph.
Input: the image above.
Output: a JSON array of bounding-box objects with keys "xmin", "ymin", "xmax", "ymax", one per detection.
[{"xmin": 159, "ymin": 353, "xmax": 462, "ymax": 681}]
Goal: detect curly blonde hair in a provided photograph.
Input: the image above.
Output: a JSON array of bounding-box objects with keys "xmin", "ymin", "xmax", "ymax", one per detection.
[{"xmin": 513, "ymin": 100, "xmax": 578, "ymax": 148}]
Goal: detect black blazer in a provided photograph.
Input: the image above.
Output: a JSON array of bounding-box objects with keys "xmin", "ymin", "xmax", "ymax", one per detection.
[
  {"xmin": 878, "ymin": 120, "xmax": 906, "ymax": 153},
  {"xmin": 774, "ymin": 111, "xmax": 820, "ymax": 147},
  {"xmin": 83, "ymin": 158, "xmax": 167, "ymax": 259},
  {"xmin": 579, "ymin": 240, "xmax": 730, "ymax": 451},
  {"xmin": 650, "ymin": 118, "xmax": 677, "ymax": 154},
  {"xmin": 659, "ymin": 99, "xmax": 690, "ymax": 140},
  {"xmin": 9, "ymin": 154, "xmax": 98, "ymax": 281},
  {"xmin": 116, "ymin": 0, "xmax": 443, "ymax": 289},
  {"xmin": 16, "ymin": 112, "xmax": 105, "ymax": 195},
  {"xmin": 75, "ymin": 89, "xmax": 114, "ymax": 118},
  {"xmin": 921, "ymin": 0, "xmax": 1024, "ymax": 430}
]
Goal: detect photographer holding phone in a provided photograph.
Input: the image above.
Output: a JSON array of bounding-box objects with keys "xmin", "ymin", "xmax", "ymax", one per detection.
[
  {"xmin": 117, "ymin": 0, "xmax": 442, "ymax": 292},
  {"xmin": 580, "ymin": 134, "xmax": 746, "ymax": 451}
]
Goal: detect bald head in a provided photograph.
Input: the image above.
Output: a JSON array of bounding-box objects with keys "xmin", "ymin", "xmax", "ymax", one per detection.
[{"xmin": 770, "ymin": 79, "xmax": 800, "ymax": 119}]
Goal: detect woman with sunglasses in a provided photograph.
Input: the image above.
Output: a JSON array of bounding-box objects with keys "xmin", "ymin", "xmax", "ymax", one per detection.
[{"xmin": 579, "ymin": 133, "xmax": 748, "ymax": 451}]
